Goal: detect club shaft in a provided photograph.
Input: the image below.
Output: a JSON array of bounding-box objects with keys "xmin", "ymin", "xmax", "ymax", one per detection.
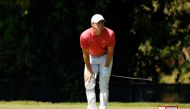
[{"xmin": 110, "ymin": 74, "xmax": 152, "ymax": 81}]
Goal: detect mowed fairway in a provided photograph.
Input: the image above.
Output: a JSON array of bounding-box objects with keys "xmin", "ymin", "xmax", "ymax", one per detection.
[{"xmin": 0, "ymin": 101, "xmax": 189, "ymax": 109}]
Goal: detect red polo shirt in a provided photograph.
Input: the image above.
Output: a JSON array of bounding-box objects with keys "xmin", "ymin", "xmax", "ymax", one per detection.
[{"xmin": 80, "ymin": 27, "xmax": 115, "ymax": 56}]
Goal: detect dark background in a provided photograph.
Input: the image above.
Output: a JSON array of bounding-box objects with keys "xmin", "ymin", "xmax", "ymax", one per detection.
[{"xmin": 0, "ymin": 0, "xmax": 190, "ymax": 102}]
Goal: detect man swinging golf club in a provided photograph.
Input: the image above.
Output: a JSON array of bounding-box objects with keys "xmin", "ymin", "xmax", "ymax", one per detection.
[{"xmin": 80, "ymin": 14, "xmax": 115, "ymax": 109}]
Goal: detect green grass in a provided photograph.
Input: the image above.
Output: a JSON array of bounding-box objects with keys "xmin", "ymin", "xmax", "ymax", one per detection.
[{"xmin": 0, "ymin": 101, "xmax": 189, "ymax": 109}]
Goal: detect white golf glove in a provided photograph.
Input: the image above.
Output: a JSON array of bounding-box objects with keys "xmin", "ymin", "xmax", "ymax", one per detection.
[{"xmin": 102, "ymin": 67, "xmax": 109, "ymax": 77}]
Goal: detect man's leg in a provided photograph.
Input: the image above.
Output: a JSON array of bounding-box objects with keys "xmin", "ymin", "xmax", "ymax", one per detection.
[
  {"xmin": 84, "ymin": 64, "xmax": 98, "ymax": 109},
  {"xmin": 99, "ymin": 60, "xmax": 113, "ymax": 109}
]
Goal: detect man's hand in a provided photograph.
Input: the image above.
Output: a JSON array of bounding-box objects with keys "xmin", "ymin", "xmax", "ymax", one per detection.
[{"xmin": 84, "ymin": 70, "xmax": 93, "ymax": 82}]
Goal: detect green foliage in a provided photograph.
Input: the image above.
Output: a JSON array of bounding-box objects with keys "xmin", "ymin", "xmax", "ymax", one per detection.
[{"xmin": 130, "ymin": 0, "xmax": 190, "ymax": 83}]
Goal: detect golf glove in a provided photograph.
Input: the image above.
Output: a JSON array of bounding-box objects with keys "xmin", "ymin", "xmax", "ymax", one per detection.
[{"xmin": 102, "ymin": 67, "xmax": 109, "ymax": 77}]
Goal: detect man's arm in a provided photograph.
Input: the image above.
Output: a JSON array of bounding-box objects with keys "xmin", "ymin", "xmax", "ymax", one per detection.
[
  {"xmin": 82, "ymin": 48, "xmax": 93, "ymax": 81},
  {"xmin": 104, "ymin": 47, "xmax": 114, "ymax": 67}
]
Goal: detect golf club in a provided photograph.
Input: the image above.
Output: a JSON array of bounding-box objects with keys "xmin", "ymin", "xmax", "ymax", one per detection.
[{"xmin": 110, "ymin": 74, "xmax": 152, "ymax": 81}]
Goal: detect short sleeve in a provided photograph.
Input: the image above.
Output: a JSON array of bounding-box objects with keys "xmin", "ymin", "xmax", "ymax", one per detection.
[
  {"xmin": 108, "ymin": 31, "xmax": 115, "ymax": 48},
  {"xmin": 80, "ymin": 34, "xmax": 89, "ymax": 49}
]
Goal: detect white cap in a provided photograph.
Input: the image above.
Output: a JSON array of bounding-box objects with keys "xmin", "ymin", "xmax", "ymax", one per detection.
[{"xmin": 91, "ymin": 14, "xmax": 105, "ymax": 23}]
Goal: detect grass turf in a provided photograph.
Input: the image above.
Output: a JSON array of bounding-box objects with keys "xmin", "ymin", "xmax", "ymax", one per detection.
[{"xmin": 0, "ymin": 101, "xmax": 189, "ymax": 109}]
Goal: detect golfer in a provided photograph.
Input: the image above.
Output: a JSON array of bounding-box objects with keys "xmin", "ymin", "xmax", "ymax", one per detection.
[{"xmin": 80, "ymin": 14, "xmax": 115, "ymax": 109}]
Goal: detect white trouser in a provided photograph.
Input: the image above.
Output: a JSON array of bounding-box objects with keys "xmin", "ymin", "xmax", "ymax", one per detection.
[{"xmin": 84, "ymin": 55, "xmax": 113, "ymax": 109}]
